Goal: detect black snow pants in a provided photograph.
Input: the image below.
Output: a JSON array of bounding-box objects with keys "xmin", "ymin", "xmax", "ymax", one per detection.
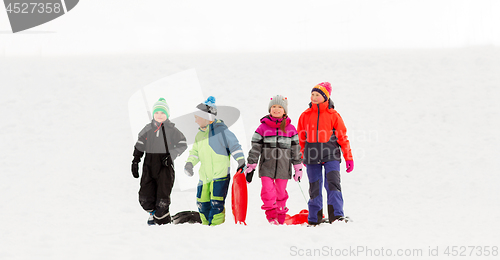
[{"xmin": 138, "ymin": 153, "xmax": 175, "ymax": 218}]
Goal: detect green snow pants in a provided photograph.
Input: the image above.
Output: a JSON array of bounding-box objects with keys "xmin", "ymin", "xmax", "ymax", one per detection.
[{"xmin": 196, "ymin": 174, "xmax": 230, "ymax": 226}]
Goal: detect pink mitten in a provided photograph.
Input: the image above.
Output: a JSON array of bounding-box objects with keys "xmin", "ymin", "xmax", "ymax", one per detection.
[
  {"xmin": 244, "ymin": 164, "xmax": 257, "ymax": 174},
  {"xmin": 293, "ymin": 164, "xmax": 303, "ymax": 182},
  {"xmin": 244, "ymin": 163, "xmax": 257, "ymax": 183},
  {"xmin": 346, "ymin": 160, "xmax": 354, "ymax": 173}
]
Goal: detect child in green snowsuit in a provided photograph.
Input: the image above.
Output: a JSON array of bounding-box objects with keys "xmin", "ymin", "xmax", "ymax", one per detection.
[{"xmin": 184, "ymin": 96, "xmax": 245, "ymax": 226}]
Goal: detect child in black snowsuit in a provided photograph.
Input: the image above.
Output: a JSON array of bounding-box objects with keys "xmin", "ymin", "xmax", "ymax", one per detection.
[{"xmin": 131, "ymin": 98, "xmax": 187, "ymax": 225}]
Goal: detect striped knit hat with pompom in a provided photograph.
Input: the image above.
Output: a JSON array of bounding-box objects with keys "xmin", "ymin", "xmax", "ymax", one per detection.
[
  {"xmin": 312, "ymin": 82, "xmax": 332, "ymax": 101},
  {"xmin": 152, "ymin": 98, "xmax": 170, "ymax": 119},
  {"xmin": 195, "ymin": 96, "xmax": 217, "ymax": 121}
]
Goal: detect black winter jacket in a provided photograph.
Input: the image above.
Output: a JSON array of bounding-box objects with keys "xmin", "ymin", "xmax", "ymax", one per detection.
[{"xmin": 134, "ymin": 119, "xmax": 187, "ymax": 163}]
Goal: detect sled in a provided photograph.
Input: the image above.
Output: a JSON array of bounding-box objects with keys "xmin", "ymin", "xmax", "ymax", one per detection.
[
  {"xmin": 231, "ymin": 169, "xmax": 248, "ymax": 225},
  {"xmin": 284, "ymin": 209, "xmax": 328, "ymax": 225},
  {"xmin": 284, "ymin": 209, "xmax": 310, "ymax": 225},
  {"xmin": 171, "ymin": 211, "xmax": 202, "ymax": 224}
]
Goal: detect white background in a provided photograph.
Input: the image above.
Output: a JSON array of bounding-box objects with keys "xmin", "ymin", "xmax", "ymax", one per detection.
[{"xmin": 1, "ymin": 0, "xmax": 500, "ymax": 54}]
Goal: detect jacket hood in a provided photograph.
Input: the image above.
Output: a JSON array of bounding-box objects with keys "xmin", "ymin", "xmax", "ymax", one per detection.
[
  {"xmin": 260, "ymin": 115, "xmax": 291, "ymax": 129},
  {"xmin": 211, "ymin": 119, "xmax": 226, "ymax": 128},
  {"xmin": 308, "ymin": 98, "xmax": 335, "ymax": 110},
  {"xmin": 307, "ymin": 99, "xmax": 336, "ymax": 114},
  {"xmin": 152, "ymin": 119, "xmax": 175, "ymax": 128},
  {"xmin": 205, "ymin": 119, "xmax": 227, "ymax": 132}
]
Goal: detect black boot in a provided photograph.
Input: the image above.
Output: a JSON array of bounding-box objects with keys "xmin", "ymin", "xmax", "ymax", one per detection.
[
  {"xmin": 329, "ymin": 215, "xmax": 343, "ymax": 223},
  {"xmin": 307, "ymin": 209, "xmax": 323, "ymax": 226},
  {"xmin": 154, "ymin": 199, "xmax": 172, "ymax": 225},
  {"xmin": 154, "ymin": 211, "xmax": 172, "ymax": 225},
  {"xmin": 328, "ymin": 205, "xmax": 343, "ymax": 223}
]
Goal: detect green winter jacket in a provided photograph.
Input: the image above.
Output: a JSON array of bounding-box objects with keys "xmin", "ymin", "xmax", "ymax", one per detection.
[{"xmin": 187, "ymin": 119, "xmax": 244, "ymax": 184}]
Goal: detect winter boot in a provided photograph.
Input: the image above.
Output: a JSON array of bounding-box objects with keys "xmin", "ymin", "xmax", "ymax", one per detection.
[
  {"xmin": 268, "ymin": 218, "xmax": 279, "ymax": 225},
  {"xmin": 332, "ymin": 216, "xmax": 351, "ymax": 223},
  {"xmin": 147, "ymin": 211, "xmax": 156, "ymax": 226},
  {"xmin": 154, "ymin": 211, "xmax": 172, "ymax": 225},
  {"xmin": 307, "ymin": 208, "xmax": 323, "ymax": 226},
  {"xmin": 328, "ymin": 215, "xmax": 343, "ymax": 223},
  {"xmin": 277, "ymin": 207, "xmax": 289, "ymax": 225},
  {"xmin": 154, "ymin": 201, "xmax": 172, "ymax": 225},
  {"xmin": 265, "ymin": 208, "xmax": 278, "ymax": 225},
  {"xmin": 277, "ymin": 214, "xmax": 286, "ymax": 225}
]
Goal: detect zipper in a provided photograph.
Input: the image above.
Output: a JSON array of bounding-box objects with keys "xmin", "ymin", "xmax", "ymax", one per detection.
[
  {"xmin": 316, "ymin": 103, "xmax": 320, "ymax": 142},
  {"xmin": 316, "ymin": 103, "xmax": 321, "ymax": 164},
  {"xmin": 275, "ymin": 127, "xmax": 279, "ymax": 179},
  {"xmin": 154, "ymin": 122, "xmax": 162, "ymax": 137},
  {"xmin": 207, "ymin": 125, "xmax": 211, "ymax": 183}
]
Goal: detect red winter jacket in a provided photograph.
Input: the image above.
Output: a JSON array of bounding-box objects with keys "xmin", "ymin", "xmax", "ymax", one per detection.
[{"xmin": 297, "ymin": 100, "xmax": 353, "ymax": 164}]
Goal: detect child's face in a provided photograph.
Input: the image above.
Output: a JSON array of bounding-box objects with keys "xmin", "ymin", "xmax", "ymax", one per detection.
[
  {"xmin": 194, "ymin": 115, "xmax": 210, "ymax": 128},
  {"xmin": 154, "ymin": 111, "xmax": 167, "ymax": 123},
  {"xmin": 311, "ymin": 92, "xmax": 325, "ymax": 104},
  {"xmin": 270, "ymin": 105, "xmax": 285, "ymax": 118}
]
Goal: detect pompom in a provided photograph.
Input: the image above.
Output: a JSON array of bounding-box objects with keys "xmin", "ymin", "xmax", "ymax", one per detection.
[
  {"xmin": 205, "ymin": 96, "xmax": 216, "ymax": 105},
  {"xmin": 318, "ymin": 82, "xmax": 332, "ymax": 95}
]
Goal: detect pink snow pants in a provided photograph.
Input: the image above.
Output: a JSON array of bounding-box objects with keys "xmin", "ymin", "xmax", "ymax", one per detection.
[{"xmin": 261, "ymin": 176, "xmax": 289, "ymax": 224}]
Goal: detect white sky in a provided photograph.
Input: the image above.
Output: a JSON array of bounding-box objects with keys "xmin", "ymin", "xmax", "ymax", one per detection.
[{"xmin": 0, "ymin": 0, "xmax": 499, "ymax": 55}]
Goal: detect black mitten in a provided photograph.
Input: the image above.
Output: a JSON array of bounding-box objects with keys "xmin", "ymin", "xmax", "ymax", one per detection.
[
  {"xmin": 246, "ymin": 170, "xmax": 254, "ymax": 183},
  {"xmin": 131, "ymin": 163, "xmax": 139, "ymax": 178},
  {"xmin": 132, "ymin": 148, "xmax": 143, "ymax": 178}
]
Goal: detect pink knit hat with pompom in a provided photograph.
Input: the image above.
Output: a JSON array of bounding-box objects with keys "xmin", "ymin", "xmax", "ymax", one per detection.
[{"xmin": 311, "ymin": 82, "xmax": 332, "ymax": 101}]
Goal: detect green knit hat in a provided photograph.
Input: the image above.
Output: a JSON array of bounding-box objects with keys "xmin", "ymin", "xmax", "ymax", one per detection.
[{"xmin": 152, "ymin": 98, "xmax": 170, "ymax": 119}]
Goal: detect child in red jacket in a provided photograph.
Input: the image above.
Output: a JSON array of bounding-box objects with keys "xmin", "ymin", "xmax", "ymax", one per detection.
[{"xmin": 297, "ymin": 82, "xmax": 354, "ymax": 225}]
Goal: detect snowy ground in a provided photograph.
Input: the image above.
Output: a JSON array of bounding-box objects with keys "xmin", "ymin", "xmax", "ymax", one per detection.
[{"xmin": 1, "ymin": 47, "xmax": 499, "ymax": 259}]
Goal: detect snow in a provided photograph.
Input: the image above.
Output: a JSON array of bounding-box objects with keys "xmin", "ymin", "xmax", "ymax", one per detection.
[
  {"xmin": 1, "ymin": 47, "xmax": 500, "ymax": 259},
  {"xmin": 2, "ymin": 1, "xmax": 500, "ymax": 54}
]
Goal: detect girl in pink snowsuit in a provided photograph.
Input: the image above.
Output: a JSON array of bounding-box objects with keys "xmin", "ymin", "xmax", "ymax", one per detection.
[{"xmin": 245, "ymin": 95, "xmax": 303, "ymax": 225}]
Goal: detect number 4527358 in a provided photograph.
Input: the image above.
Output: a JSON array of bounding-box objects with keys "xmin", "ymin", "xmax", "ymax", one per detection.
[
  {"xmin": 444, "ymin": 246, "xmax": 498, "ymax": 257},
  {"xmin": 6, "ymin": 3, "xmax": 63, "ymax": 14}
]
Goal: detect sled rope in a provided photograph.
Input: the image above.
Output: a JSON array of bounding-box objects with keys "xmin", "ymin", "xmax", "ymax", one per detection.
[{"xmin": 297, "ymin": 181, "xmax": 308, "ymax": 205}]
